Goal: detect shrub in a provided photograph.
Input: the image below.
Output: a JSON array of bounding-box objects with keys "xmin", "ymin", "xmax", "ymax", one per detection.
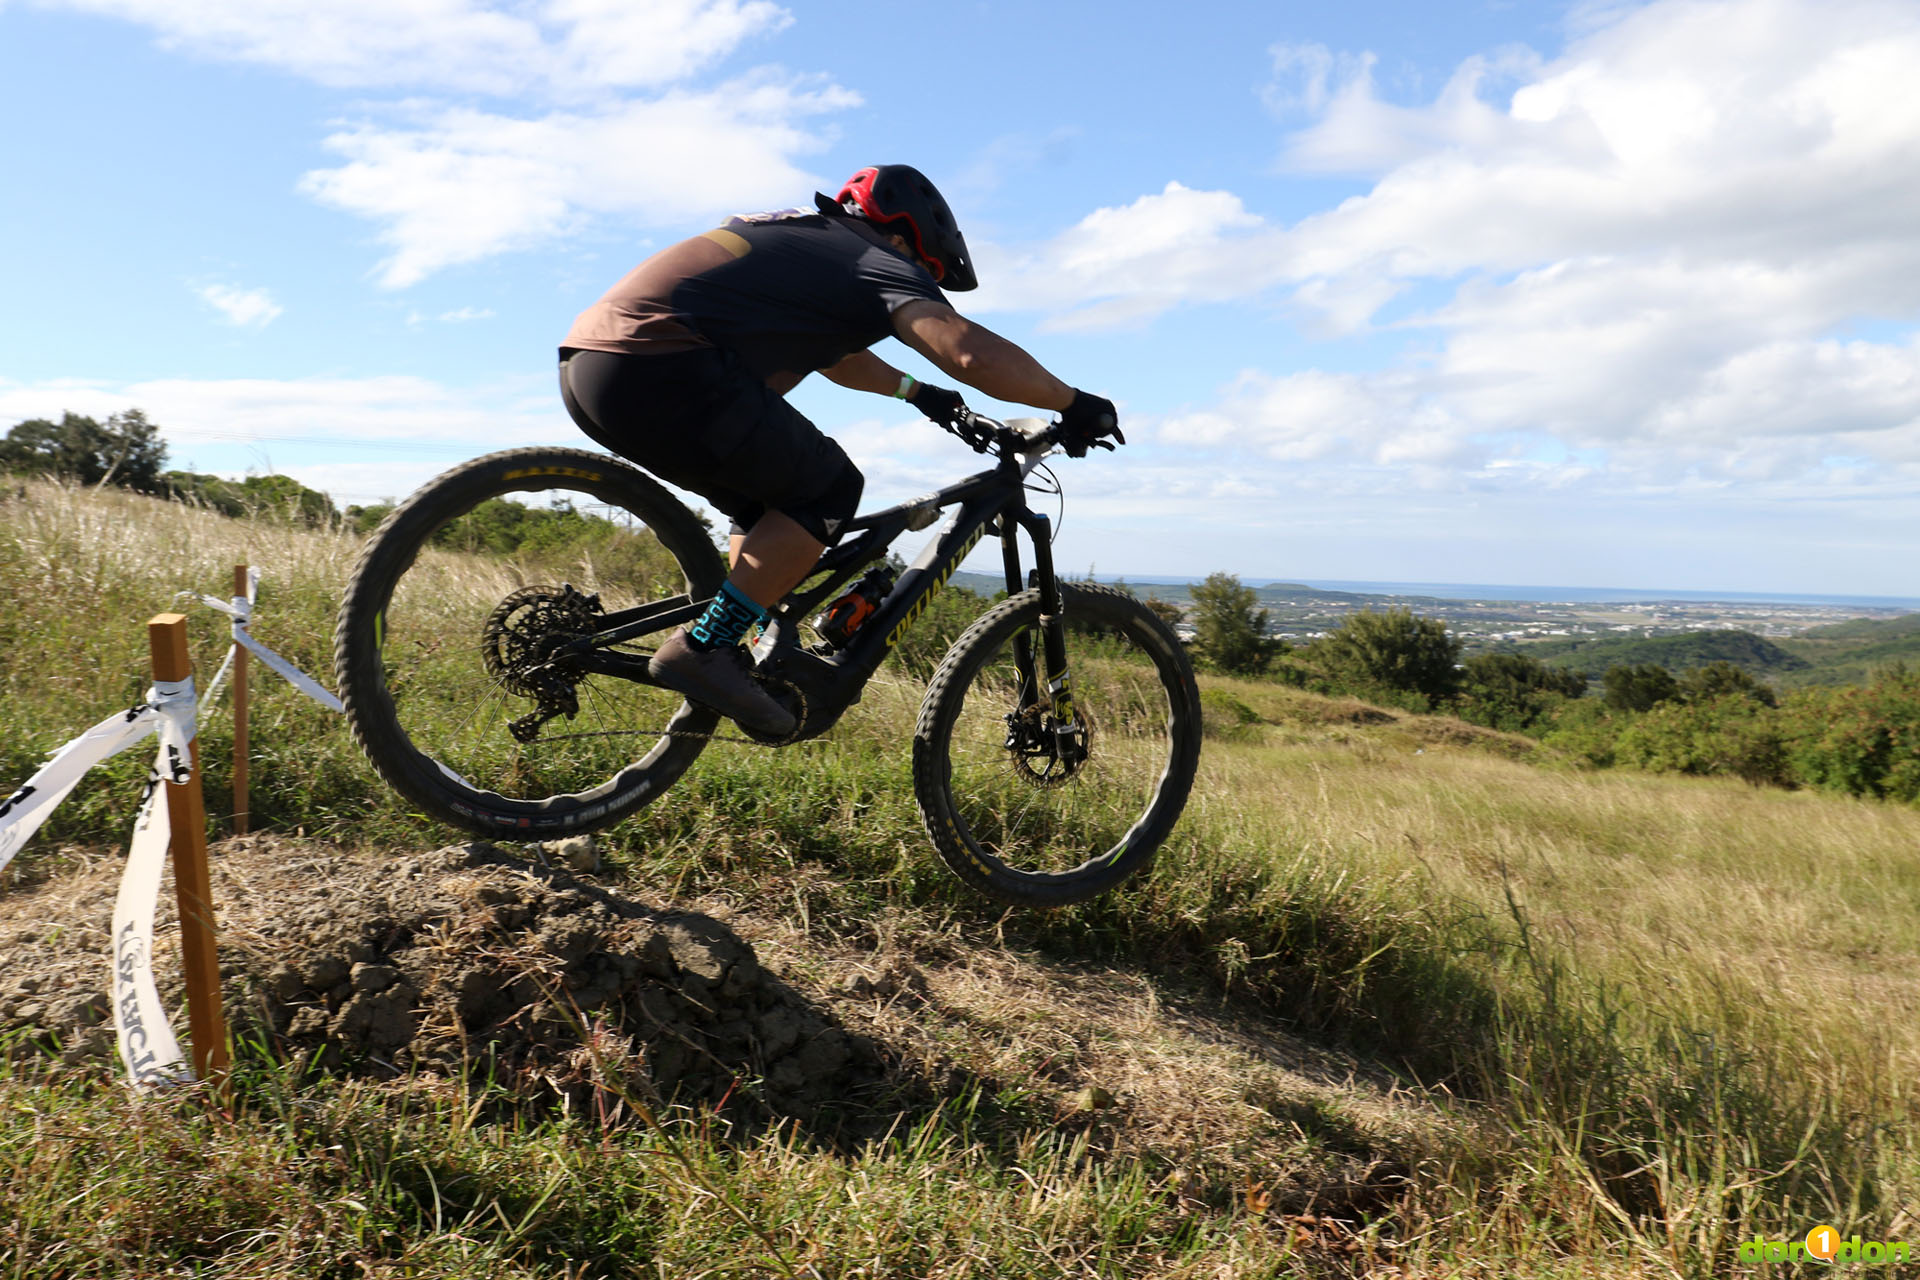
[
  {"xmin": 1782, "ymin": 666, "xmax": 1920, "ymax": 803},
  {"xmin": 1613, "ymin": 695, "xmax": 1792, "ymax": 787},
  {"xmin": 1677, "ymin": 660, "xmax": 1778, "ymax": 707},
  {"xmin": 1602, "ymin": 662, "xmax": 1680, "ymax": 713},
  {"xmin": 1458, "ymin": 652, "xmax": 1588, "ymax": 732},
  {"xmin": 1308, "ymin": 608, "xmax": 1461, "ymax": 707},
  {"xmin": 1539, "ymin": 697, "xmax": 1623, "ymax": 768}
]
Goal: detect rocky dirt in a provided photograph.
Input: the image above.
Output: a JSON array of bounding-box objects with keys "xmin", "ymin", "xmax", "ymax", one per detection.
[
  {"xmin": 1, "ymin": 834, "xmax": 1457, "ymax": 1218},
  {"xmin": 2, "ymin": 837, "xmax": 886, "ymax": 1126}
]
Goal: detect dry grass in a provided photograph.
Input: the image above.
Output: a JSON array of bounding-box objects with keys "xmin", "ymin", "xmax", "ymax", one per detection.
[
  {"xmin": 1193, "ymin": 724, "xmax": 1920, "ymax": 1080},
  {"xmin": 6, "ymin": 476, "xmax": 1920, "ymax": 1275}
]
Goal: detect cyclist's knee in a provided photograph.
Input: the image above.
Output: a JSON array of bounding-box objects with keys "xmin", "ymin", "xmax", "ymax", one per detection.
[{"xmin": 781, "ymin": 450, "xmax": 863, "ymax": 544}]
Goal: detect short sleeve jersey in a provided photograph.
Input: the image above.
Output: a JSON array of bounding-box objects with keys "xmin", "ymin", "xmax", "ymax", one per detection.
[{"xmin": 562, "ymin": 210, "xmax": 947, "ymax": 383}]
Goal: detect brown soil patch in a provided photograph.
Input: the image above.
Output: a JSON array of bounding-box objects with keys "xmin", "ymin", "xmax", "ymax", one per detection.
[
  {"xmin": 2, "ymin": 837, "xmax": 884, "ymax": 1125},
  {"xmin": 1401, "ymin": 714, "xmax": 1543, "ymax": 760},
  {"xmin": 1, "ymin": 836, "xmax": 1463, "ymax": 1217}
]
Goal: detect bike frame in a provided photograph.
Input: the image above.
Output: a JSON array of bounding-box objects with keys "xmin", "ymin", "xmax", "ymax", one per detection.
[{"xmin": 562, "ymin": 427, "xmax": 1070, "ymax": 736}]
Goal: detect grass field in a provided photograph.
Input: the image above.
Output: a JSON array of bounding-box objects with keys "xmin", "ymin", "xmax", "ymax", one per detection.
[{"xmin": 2, "ymin": 476, "xmax": 1917, "ymax": 1278}]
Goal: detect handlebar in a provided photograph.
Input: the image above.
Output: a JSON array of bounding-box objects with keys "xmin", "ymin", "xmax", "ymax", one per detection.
[{"xmin": 944, "ymin": 408, "xmax": 1116, "ymax": 458}]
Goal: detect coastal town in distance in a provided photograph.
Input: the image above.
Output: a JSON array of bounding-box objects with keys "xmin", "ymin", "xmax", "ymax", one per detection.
[{"xmin": 955, "ymin": 573, "xmax": 1919, "ymax": 650}]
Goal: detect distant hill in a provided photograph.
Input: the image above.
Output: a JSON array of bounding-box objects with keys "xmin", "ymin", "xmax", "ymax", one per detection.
[
  {"xmin": 1777, "ymin": 614, "xmax": 1920, "ymax": 686},
  {"xmin": 1523, "ymin": 630, "xmax": 1812, "ymax": 681}
]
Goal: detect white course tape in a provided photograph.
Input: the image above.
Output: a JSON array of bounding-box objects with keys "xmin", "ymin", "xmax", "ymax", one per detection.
[
  {"xmin": 110, "ymin": 678, "xmax": 198, "ymax": 1088},
  {"xmin": 189, "ymin": 579, "xmax": 344, "ymax": 714},
  {"xmin": 233, "ymin": 628, "xmax": 345, "ymax": 713},
  {"xmin": 0, "ymin": 703, "xmax": 160, "ymax": 877}
]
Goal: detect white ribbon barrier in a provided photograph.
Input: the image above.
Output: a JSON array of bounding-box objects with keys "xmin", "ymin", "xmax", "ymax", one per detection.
[
  {"xmin": 0, "ymin": 572, "xmax": 339, "ymax": 1087},
  {"xmin": 111, "ymin": 679, "xmax": 196, "ymax": 1087},
  {"xmin": 0, "ymin": 683, "xmax": 197, "ymax": 1086},
  {"xmin": 184, "ymin": 571, "xmax": 344, "ymax": 715},
  {"xmin": 0, "ymin": 570, "xmax": 340, "ymax": 875},
  {"xmin": 0, "ymin": 702, "xmax": 158, "ymax": 876}
]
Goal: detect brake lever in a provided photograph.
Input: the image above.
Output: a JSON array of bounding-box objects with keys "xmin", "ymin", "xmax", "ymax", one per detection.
[{"xmin": 947, "ymin": 409, "xmax": 995, "ymax": 454}]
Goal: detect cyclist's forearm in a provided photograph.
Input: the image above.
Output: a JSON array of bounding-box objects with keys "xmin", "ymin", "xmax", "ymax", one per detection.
[
  {"xmin": 820, "ymin": 349, "xmax": 906, "ymax": 395},
  {"xmin": 896, "ymin": 304, "xmax": 1075, "ymax": 411},
  {"xmin": 943, "ymin": 340, "xmax": 1075, "ymax": 412}
]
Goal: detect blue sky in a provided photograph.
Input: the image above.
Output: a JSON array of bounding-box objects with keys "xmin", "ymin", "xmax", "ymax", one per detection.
[{"xmin": 4, "ymin": 0, "xmax": 1918, "ymax": 596}]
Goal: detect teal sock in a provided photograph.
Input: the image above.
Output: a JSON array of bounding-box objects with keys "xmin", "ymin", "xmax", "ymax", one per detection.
[{"xmin": 688, "ymin": 581, "xmax": 767, "ymax": 651}]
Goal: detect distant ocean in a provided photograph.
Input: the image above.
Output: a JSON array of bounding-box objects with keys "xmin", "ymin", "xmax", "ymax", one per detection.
[{"xmin": 1115, "ymin": 577, "xmax": 1920, "ymax": 610}]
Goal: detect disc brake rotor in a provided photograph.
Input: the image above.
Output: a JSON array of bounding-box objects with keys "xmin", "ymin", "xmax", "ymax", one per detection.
[{"xmin": 1004, "ymin": 703, "xmax": 1093, "ymax": 787}]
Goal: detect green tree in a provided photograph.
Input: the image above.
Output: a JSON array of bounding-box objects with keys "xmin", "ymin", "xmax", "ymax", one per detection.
[
  {"xmin": 163, "ymin": 471, "xmax": 337, "ymax": 525},
  {"xmin": 1142, "ymin": 595, "xmax": 1184, "ymax": 631},
  {"xmin": 1459, "ymin": 651, "xmax": 1588, "ymax": 731},
  {"xmin": 346, "ymin": 502, "xmax": 397, "ymax": 535},
  {"xmin": 1603, "ymin": 662, "xmax": 1680, "ymax": 713},
  {"xmin": 1311, "ymin": 607, "xmax": 1461, "ymax": 704},
  {"xmin": 0, "ymin": 409, "xmax": 167, "ymax": 491},
  {"xmin": 1188, "ymin": 572, "xmax": 1275, "ymax": 674},
  {"xmin": 1677, "ymin": 660, "xmax": 1777, "ymax": 707},
  {"xmin": 1783, "ymin": 665, "xmax": 1920, "ymax": 802}
]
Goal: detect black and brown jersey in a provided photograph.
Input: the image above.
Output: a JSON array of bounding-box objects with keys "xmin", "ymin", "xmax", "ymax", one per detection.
[{"xmin": 562, "ymin": 209, "xmax": 947, "ymax": 388}]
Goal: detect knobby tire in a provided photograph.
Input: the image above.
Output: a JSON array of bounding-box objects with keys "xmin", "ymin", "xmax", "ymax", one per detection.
[
  {"xmin": 334, "ymin": 447, "xmax": 725, "ymax": 836},
  {"xmin": 912, "ymin": 583, "xmax": 1201, "ymax": 907}
]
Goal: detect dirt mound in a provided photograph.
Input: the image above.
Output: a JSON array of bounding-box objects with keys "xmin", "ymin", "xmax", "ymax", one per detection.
[{"xmin": 2, "ymin": 838, "xmax": 884, "ymax": 1122}]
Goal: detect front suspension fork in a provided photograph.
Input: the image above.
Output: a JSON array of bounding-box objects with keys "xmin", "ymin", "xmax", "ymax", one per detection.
[{"xmin": 1001, "ymin": 511, "xmax": 1083, "ymax": 749}]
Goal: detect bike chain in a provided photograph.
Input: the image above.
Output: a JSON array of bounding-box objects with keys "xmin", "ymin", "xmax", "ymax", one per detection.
[{"xmin": 516, "ymin": 679, "xmax": 810, "ymax": 748}]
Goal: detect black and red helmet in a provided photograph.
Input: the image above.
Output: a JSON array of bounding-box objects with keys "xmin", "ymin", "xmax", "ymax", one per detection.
[{"xmin": 828, "ymin": 164, "xmax": 977, "ymax": 291}]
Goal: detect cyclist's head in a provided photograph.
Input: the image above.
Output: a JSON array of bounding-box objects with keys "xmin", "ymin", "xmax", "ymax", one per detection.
[{"xmin": 821, "ymin": 164, "xmax": 977, "ymax": 292}]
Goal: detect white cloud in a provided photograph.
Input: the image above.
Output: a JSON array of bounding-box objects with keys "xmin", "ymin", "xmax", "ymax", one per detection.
[
  {"xmin": 38, "ymin": 0, "xmax": 789, "ymax": 96},
  {"xmin": 972, "ymin": 182, "xmax": 1289, "ymax": 329},
  {"xmin": 300, "ymin": 74, "xmax": 856, "ymax": 286},
  {"xmin": 980, "ymin": 0, "xmax": 1920, "ymax": 329},
  {"xmin": 196, "ymin": 283, "xmax": 283, "ymax": 327},
  {"xmin": 0, "ymin": 373, "xmax": 567, "ymax": 504},
  {"xmin": 438, "ymin": 306, "xmax": 495, "ymax": 323},
  {"xmin": 980, "ymin": 0, "xmax": 1920, "ymax": 534},
  {"xmin": 40, "ymin": 0, "xmax": 851, "ymax": 286},
  {"xmin": 1263, "ymin": 43, "xmax": 1374, "ymax": 118},
  {"xmin": 544, "ymin": 0, "xmax": 789, "ymax": 97}
]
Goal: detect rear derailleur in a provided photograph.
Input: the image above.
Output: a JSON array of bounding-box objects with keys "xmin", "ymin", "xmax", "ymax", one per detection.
[{"xmin": 482, "ymin": 584, "xmax": 604, "ymax": 743}]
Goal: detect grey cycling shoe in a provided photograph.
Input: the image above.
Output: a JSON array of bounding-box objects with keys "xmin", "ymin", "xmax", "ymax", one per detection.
[{"xmin": 647, "ymin": 629, "xmax": 796, "ymax": 738}]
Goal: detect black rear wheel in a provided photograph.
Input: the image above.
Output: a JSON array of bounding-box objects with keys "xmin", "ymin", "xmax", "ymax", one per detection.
[
  {"xmin": 912, "ymin": 583, "xmax": 1201, "ymax": 907},
  {"xmin": 334, "ymin": 447, "xmax": 724, "ymax": 836}
]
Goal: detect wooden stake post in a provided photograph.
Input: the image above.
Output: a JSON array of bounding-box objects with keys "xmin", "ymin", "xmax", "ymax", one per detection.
[
  {"xmin": 231, "ymin": 565, "xmax": 249, "ymax": 837},
  {"xmin": 148, "ymin": 613, "xmax": 230, "ymax": 1079}
]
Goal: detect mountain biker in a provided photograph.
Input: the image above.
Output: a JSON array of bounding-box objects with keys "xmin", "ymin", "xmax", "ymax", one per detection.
[{"xmin": 558, "ymin": 164, "xmax": 1122, "ymax": 738}]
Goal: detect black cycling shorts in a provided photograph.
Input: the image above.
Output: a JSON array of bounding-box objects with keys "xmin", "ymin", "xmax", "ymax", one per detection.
[{"xmin": 558, "ymin": 346, "xmax": 864, "ymax": 544}]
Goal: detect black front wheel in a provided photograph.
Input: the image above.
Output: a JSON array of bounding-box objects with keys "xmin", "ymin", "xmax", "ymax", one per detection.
[
  {"xmin": 334, "ymin": 447, "xmax": 725, "ymax": 836},
  {"xmin": 912, "ymin": 583, "xmax": 1202, "ymax": 907}
]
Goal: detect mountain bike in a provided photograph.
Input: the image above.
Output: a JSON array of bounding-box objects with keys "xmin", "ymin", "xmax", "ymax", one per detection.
[{"xmin": 333, "ymin": 412, "xmax": 1200, "ymax": 907}]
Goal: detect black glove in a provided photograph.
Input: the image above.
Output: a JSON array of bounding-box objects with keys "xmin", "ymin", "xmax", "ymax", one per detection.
[
  {"xmin": 906, "ymin": 380, "xmax": 966, "ymax": 429},
  {"xmin": 1059, "ymin": 389, "xmax": 1123, "ymax": 458}
]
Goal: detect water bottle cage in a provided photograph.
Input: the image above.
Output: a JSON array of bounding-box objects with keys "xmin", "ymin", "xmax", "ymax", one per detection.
[{"xmin": 818, "ymin": 591, "xmax": 879, "ymax": 648}]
